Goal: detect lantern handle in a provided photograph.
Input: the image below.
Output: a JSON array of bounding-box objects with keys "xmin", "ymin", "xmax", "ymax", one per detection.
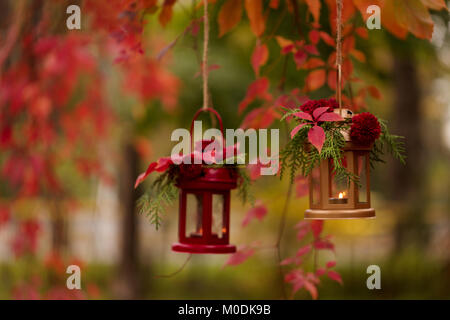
[{"xmin": 189, "ymin": 107, "xmax": 224, "ymax": 138}]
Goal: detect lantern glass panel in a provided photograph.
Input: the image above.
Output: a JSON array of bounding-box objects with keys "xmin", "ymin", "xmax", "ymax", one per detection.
[
  {"xmin": 328, "ymin": 156, "xmax": 349, "ymax": 204},
  {"xmin": 311, "ymin": 167, "xmax": 320, "ymax": 205},
  {"xmin": 212, "ymin": 194, "xmax": 225, "ymax": 239},
  {"xmin": 186, "ymin": 193, "xmax": 203, "ymax": 238},
  {"xmin": 357, "ymin": 154, "xmax": 368, "ymax": 203}
]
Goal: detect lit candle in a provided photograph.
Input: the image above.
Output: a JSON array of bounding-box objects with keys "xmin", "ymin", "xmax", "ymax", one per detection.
[{"xmin": 329, "ymin": 192, "xmax": 348, "ymax": 204}]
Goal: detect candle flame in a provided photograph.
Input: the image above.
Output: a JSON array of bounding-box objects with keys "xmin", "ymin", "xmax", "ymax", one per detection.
[
  {"xmin": 338, "ymin": 192, "xmax": 346, "ymax": 199},
  {"xmin": 222, "ymin": 227, "xmax": 227, "ymax": 233}
]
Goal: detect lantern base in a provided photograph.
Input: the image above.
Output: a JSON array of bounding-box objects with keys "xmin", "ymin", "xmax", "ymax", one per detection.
[
  {"xmin": 304, "ymin": 208, "xmax": 375, "ymax": 219},
  {"xmin": 172, "ymin": 243, "xmax": 236, "ymax": 254}
]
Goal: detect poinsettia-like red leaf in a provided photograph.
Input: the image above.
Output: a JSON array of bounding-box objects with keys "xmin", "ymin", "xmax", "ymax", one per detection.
[
  {"xmin": 242, "ymin": 201, "xmax": 268, "ymax": 227},
  {"xmin": 290, "ymin": 123, "xmax": 307, "ymax": 139},
  {"xmin": 293, "ymin": 112, "xmax": 313, "ymax": 121},
  {"xmin": 317, "ymin": 112, "xmax": 344, "ymax": 122},
  {"xmin": 312, "ymin": 106, "xmax": 330, "ymax": 120},
  {"xmin": 134, "ymin": 162, "xmax": 157, "ymax": 188},
  {"xmin": 308, "ymin": 125, "xmax": 325, "ymax": 153},
  {"xmin": 155, "ymin": 157, "xmax": 173, "ymax": 172},
  {"xmin": 327, "ymin": 270, "xmax": 343, "ymax": 285}
]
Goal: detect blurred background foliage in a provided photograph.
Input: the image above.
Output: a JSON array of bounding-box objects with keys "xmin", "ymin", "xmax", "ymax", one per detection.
[{"xmin": 0, "ymin": 0, "xmax": 449, "ymax": 299}]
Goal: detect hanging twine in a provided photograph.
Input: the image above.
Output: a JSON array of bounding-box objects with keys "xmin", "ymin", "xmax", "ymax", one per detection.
[
  {"xmin": 202, "ymin": 0, "xmax": 209, "ymax": 110},
  {"xmin": 336, "ymin": 0, "xmax": 343, "ymax": 115}
]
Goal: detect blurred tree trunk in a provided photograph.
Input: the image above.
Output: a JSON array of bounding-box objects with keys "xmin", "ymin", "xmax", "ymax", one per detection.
[
  {"xmin": 391, "ymin": 49, "xmax": 429, "ymax": 251},
  {"xmin": 114, "ymin": 141, "xmax": 141, "ymax": 299},
  {"xmin": 51, "ymin": 200, "xmax": 68, "ymax": 254}
]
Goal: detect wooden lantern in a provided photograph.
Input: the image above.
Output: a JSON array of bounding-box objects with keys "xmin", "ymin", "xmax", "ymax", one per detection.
[
  {"xmin": 172, "ymin": 108, "xmax": 237, "ymax": 254},
  {"xmin": 304, "ymin": 142, "xmax": 375, "ymax": 219}
]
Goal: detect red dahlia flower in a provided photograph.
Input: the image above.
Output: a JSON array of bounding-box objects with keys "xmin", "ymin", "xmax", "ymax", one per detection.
[
  {"xmin": 300, "ymin": 98, "xmax": 338, "ymax": 115},
  {"xmin": 350, "ymin": 112, "xmax": 381, "ymax": 145}
]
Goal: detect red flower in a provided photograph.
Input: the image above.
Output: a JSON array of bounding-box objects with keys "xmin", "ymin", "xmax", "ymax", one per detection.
[
  {"xmin": 350, "ymin": 112, "xmax": 381, "ymax": 145},
  {"xmin": 291, "ymin": 107, "xmax": 344, "ymax": 153},
  {"xmin": 179, "ymin": 163, "xmax": 203, "ymax": 180},
  {"xmin": 300, "ymin": 98, "xmax": 338, "ymax": 115}
]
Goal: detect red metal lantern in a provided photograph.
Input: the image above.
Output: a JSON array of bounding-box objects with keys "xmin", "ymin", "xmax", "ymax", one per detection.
[{"xmin": 172, "ymin": 108, "xmax": 237, "ymax": 254}]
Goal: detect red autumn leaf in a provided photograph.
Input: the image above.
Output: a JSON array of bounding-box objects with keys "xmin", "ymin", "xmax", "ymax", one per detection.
[
  {"xmin": 355, "ymin": 27, "xmax": 368, "ymax": 39},
  {"xmin": 309, "ymin": 30, "xmax": 320, "ymax": 44},
  {"xmin": 310, "ymin": 220, "xmax": 323, "ymax": 238},
  {"xmin": 316, "ymin": 268, "xmax": 326, "ymax": 277},
  {"xmin": 296, "ymin": 244, "xmax": 312, "ymax": 257},
  {"xmin": 327, "ymin": 270, "xmax": 343, "ymax": 285},
  {"xmin": 245, "ymin": 0, "xmax": 266, "ymax": 37},
  {"xmin": 326, "ymin": 0, "xmax": 356, "ymax": 29},
  {"xmin": 304, "ymin": 280, "xmax": 319, "ymax": 300},
  {"xmin": 276, "ymin": 36, "xmax": 294, "ymax": 53},
  {"xmin": 241, "ymin": 106, "xmax": 279, "ymax": 129},
  {"xmin": 422, "ymin": 0, "xmax": 448, "ymax": 10},
  {"xmin": 305, "ymin": 0, "xmax": 321, "ymax": 23},
  {"xmin": 194, "ymin": 64, "xmax": 221, "ymax": 78},
  {"xmin": 285, "ymin": 269, "xmax": 319, "ymax": 298},
  {"xmin": 326, "ymin": 261, "xmax": 337, "ymax": 268},
  {"xmin": 327, "ymin": 69, "xmax": 337, "ymax": 90},
  {"xmin": 302, "ymin": 57, "xmax": 325, "ymax": 69},
  {"xmin": 356, "ymin": 0, "xmax": 435, "ymax": 39},
  {"xmin": 367, "ymin": 85, "xmax": 382, "ymax": 100},
  {"xmin": 294, "ymin": 50, "xmax": 308, "ymax": 69},
  {"xmin": 242, "ymin": 201, "xmax": 268, "ymax": 227},
  {"xmin": 305, "ymin": 69, "xmax": 326, "ymax": 91},
  {"xmin": 251, "ymin": 42, "xmax": 269, "ymax": 76},
  {"xmin": 351, "ymin": 49, "xmax": 366, "ymax": 62},
  {"xmin": 269, "ymin": 0, "xmax": 280, "ymax": 9},
  {"xmin": 308, "ymin": 125, "xmax": 325, "ymax": 153},
  {"xmin": 319, "ymin": 31, "xmax": 335, "ymax": 46},
  {"xmin": 159, "ymin": 0, "xmax": 176, "ymax": 27},
  {"xmin": 303, "ymin": 44, "xmax": 319, "ymax": 55},
  {"xmin": 314, "ymin": 237, "xmax": 335, "ymax": 251},
  {"xmin": 218, "ymin": 0, "xmax": 243, "ymax": 37},
  {"xmin": 295, "ymin": 221, "xmax": 310, "ymax": 241},
  {"xmin": 281, "ymin": 255, "xmax": 304, "ymax": 266},
  {"xmin": 239, "ymin": 77, "xmax": 272, "ymax": 113},
  {"xmin": 225, "ymin": 246, "xmax": 255, "ymax": 266}
]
